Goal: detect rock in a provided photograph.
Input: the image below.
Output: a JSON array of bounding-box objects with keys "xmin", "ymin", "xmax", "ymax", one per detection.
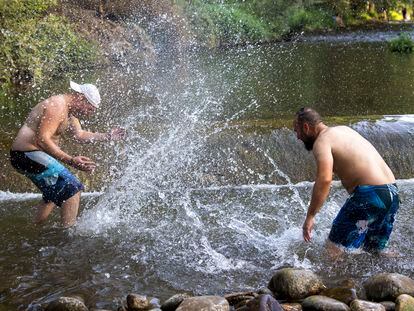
[
  {"xmin": 339, "ymin": 279, "xmax": 357, "ymax": 289},
  {"xmin": 45, "ymin": 297, "xmax": 88, "ymax": 311},
  {"xmin": 380, "ymin": 301, "xmax": 395, "ymax": 311},
  {"xmin": 281, "ymin": 303, "xmax": 302, "ymax": 311},
  {"xmin": 257, "ymin": 288, "xmax": 274, "ymax": 296},
  {"xmin": 301, "ymin": 295, "xmax": 350, "ymax": 311},
  {"xmin": 176, "ymin": 296, "xmax": 229, "ymax": 311},
  {"xmin": 268, "ymin": 268, "xmax": 325, "ymax": 300},
  {"xmin": 321, "ymin": 287, "xmax": 357, "ymax": 305},
  {"xmin": 245, "ymin": 295, "xmax": 283, "ymax": 311},
  {"xmin": 396, "ymin": 294, "xmax": 414, "ymax": 311},
  {"xmin": 350, "ymin": 299, "xmax": 385, "ymax": 311},
  {"xmin": 364, "ymin": 273, "xmax": 414, "ymax": 301},
  {"xmin": 225, "ymin": 292, "xmax": 256, "ymax": 306},
  {"xmin": 127, "ymin": 294, "xmax": 160, "ymax": 310},
  {"xmin": 161, "ymin": 293, "xmax": 191, "ymax": 311}
]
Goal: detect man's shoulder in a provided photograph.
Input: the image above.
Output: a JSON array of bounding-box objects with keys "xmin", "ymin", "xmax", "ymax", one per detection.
[{"xmin": 42, "ymin": 94, "xmax": 67, "ymax": 112}]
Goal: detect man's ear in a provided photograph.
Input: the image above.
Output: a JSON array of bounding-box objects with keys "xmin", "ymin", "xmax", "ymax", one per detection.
[{"xmin": 303, "ymin": 122, "xmax": 310, "ymax": 134}]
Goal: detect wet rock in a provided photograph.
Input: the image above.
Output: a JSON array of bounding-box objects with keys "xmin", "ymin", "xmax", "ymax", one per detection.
[
  {"xmin": 117, "ymin": 307, "xmax": 128, "ymax": 311},
  {"xmin": 380, "ymin": 301, "xmax": 395, "ymax": 311},
  {"xmin": 257, "ymin": 288, "xmax": 274, "ymax": 296},
  {"xmin": 301, "ymin": 295, "xmax": 350, "ymax": 311},
  {"xmin": 321, "ymin": 287, "xmax": 357, "ymax": 305},
  {"xmin": 176, "ymin": 296, "xmax": 229, "ymax": 311},
  {"xmin": 225, "ymin": 291, "xmax": 256, "ymax": 307},
  {"xmin": 364, "ymin": 274, "xmax": 414, "ymax": 301},
  {"xmin": 161, "ymin": 293, "xmax": 191, "ymax": 311},
  {"xmin": 339, "ymin": 279, "xmax": 357, "ymax": 289},
  {"xmin": 245, "ymin": 294, "xmax": 283, "ymax": 311},
  {"xmin": 281, "ymin": 303, "xmax": 302, "ymax": 311},
  {"xmin": 45, "ymin": 297, "xmax": 88, "ymax": 311},
  {"xmin": 350, "ymin": 299, "xmax": 385, "ymax": 311},
  {"xmin": 127, "ymin": 294, "xmax": 160, "ymax": 310},
  {"xmin": 268, "ymin": 268, "xmax": 325, "ymax": 300},
  {"xmin": 396, "ymin": 294, "xmax": 414, "ymax": 311}
]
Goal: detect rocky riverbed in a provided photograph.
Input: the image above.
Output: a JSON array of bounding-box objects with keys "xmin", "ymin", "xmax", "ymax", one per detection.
[{"xmin": 31, "ymin": 267, "xmax": 414, "ymax": 311}]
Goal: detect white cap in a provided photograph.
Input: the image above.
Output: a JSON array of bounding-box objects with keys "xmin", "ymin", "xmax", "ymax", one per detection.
[{"xmin": 70, "ymin": 80, "xmax": 101, "ymax": 108}]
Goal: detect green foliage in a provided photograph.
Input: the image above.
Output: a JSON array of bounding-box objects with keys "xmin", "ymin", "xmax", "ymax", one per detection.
[
  {"xmin": 0, "ymin": 0, "xmax": 98, "ymax": 91},
  {"xmin": 183, "ymin": 1, "xmax": 274, "ymax": 47},
  {"xmin": 389, "ymin": 33, "xmax": 414, "ymax": 53},
  {"xmin": 287, "ymin": 6, "xmax": 335, "ymax": 33}
]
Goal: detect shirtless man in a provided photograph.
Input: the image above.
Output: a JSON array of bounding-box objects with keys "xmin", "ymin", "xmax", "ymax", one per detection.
[
  {"xmin": 10, "ymin": 81, "xmax": 125, "ymax": 227},
  {"xmin": 293, "ymin": 107, "xmax": 399, "ymax": 256}
]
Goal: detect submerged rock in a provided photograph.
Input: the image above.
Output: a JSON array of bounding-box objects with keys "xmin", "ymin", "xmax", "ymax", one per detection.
[
  {"xmin": 161, "ymin": 293, "xmax": 191, "ymax": 311},
  {"xmin": 127, "ymin": 294, "xmax": 160, "ymax": 310},
  {"xmin": 301, "ymin": 295, "xmax": 350, "ymax": 311},
  {"xmin": 350, "ymin": 299, "xmax": 385, "ymax": 311},
  {"xmin": 176, "ymin": 296, "xmax": 229, "ymax": 311},
  {"xmin": 281, "ymin": 303, "xmax": 302, "ymax": 311},
  {"xmin": 364, "ymin": 273, "xmax": 414, "ymax": 301},
  {"xmin": 396, "ymin": 294, "xmax": 414, "ymax": 311},
  {"xmin": 268, "ymin": 268, "xmax": 325, "ymax": 300},
  {"xmin": 321, "ymin": 287, "xmax": 357, "ymax": 305},
  {"xmin": 45, "ymin": 297, "xmax": 88, "ymax": 311}
]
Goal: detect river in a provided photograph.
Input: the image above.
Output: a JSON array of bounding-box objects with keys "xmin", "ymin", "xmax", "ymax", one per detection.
[{"xmin": 1, "ymin": 29, "xmax": 414, "ymax": 310}]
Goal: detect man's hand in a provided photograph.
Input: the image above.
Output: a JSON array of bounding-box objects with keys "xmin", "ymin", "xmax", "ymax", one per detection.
[
  {"xmin": 70, "ymin": 156, "xmax": 96, "ymax": 172},
  {"xmin": 303, "ymin": 216, "xmax": 315, "ymax": 242},
  {"xmin": 107, "ymin": 127, "xmax": 126, "ymax": 141}
]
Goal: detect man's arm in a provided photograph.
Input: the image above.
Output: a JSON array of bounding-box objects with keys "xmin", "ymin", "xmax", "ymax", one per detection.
[
  {"xmin": 303, "ymin": 139, "xmax": 334, "ymax": 242},
  {"xmin": 69, "ymin": 117, "xmax": 125, "ymax": 143}
]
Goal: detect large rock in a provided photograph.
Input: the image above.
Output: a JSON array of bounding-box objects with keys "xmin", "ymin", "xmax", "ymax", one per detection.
[
  {"xmin": 268, "ymin": 268, "xmax": 325, "ymax": 300},
  {"xmin": 350, "ymin": 300, "xmax": 385, "ymax": 311},
  {"xmin": 161, "ymin": 293, "xmax": 191, "ymax": 311},
  {"xmin": 364, "ymin": 274, "xmax": 414, "ymax": 301},
  {"xmin": 396, "ymin": 294, "xmax": 414, "ymax": 311},
  {"xmin": 301, "ymin": 295, "xmax": 350, "ymax": 311},
  {"xmin": 176, "ymin": 296, "xmax": 229, "ymax": 311},
  {"xmin": 45, "ymin": 297, "xmax": 88, "ymax": 311},
  {"xmin": 321, "ymin": 287, "xmax": 357, "ymax": 305}
]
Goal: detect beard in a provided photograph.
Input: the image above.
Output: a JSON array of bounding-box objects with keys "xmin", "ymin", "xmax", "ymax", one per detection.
[{"xmin": 303, "ymin": 136, "xmax": 316, "ymax": 151}]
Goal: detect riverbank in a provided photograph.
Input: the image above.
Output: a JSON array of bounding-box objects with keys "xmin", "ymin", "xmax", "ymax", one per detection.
[
  {"xmin": 25, "ymin": 268, "xmax": 414, "ymax": 310},
  {"xmin": 2, "ymin": 1, "xmax": 414, "ymax": 94}
]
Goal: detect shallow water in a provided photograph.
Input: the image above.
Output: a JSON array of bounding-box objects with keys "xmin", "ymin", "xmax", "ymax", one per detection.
[{"xmin": 1, "ymin": 29, "xmax": 414, "ymax": 309}]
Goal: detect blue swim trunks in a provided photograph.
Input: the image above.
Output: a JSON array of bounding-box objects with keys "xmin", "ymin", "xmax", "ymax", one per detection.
[
  {"xmin": 328, "ymin": 184, "xmax": 399, "ymax": 252},
  {"xmin": 10, "ymin": 150, "xmax": 84, "ymax": 207}
]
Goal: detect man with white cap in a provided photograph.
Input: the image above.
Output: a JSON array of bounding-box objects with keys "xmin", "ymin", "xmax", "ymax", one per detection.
[{"xmin": 9, "ymin": 81, "xmax": 125, "ymax": 227}]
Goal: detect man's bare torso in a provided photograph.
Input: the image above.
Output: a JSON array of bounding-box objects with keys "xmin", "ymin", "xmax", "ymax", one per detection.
[
  {"xmin": 12, "ymin": 95, "xmax": 70, "ymax": 151},
  {"xmin": 314, "ymin": 126, "xmax": 395, "ymax": 193}
]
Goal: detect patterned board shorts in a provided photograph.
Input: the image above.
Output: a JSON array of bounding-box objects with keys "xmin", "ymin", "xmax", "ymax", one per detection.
[
  {"xmin": 10, "ymin": 150, "xmax": 84, "ymax": 207},
  {"xmin": 328, "ymin": 183, "xmax": 400, "ymax": 252}
]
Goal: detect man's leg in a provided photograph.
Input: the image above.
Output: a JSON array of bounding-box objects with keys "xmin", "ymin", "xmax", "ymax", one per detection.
[
  {"xmin": 60, "ymin": 192, "xmax": 81, "ymax": 228},
  {"xmin": 34, "ymin": 201, "xmax": 55, "ymax": 225}
]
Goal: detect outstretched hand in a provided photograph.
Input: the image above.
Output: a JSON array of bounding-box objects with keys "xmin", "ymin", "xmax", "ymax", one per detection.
[
  {"xmin": 303, "ymin": 216, "xmax": 315, "ymax": 242},
  {"xmin": 108, "ymin": 127, "xmax": 127, "ymax": 141},
  {"xmin": 71, "ymin": 156, "xmax": 96, "ymax": 172}
]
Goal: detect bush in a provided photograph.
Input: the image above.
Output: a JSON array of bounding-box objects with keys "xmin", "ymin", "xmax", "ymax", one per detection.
[
  {"xmin": 287, "ymin": 7, "xmax": 335, "ymax": 34},
  {"xmin": 389, "ymin": 33, "xmax": 414, "ymax": 54},
  {"xmin": 0, "ymin": 0, "xmax": 98, "ymax": 90},
  {"xmin": 183, "ymin": 1, "xmax": 274, "ymax": 47}
]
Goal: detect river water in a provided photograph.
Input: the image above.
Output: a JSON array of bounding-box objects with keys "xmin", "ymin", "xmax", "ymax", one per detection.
[{"xmin": 1, "ymin": 29, "xmax": 414, "ymax": 310}]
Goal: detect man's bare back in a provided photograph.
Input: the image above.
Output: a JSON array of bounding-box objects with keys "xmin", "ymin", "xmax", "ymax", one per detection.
[
  {"xmin": 12, "ymin": 95, "xmax": 69, "ymax": 152},
  {"xmin": 314, "ymin": 126, "xmax": 395, "ymax": 193}
]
